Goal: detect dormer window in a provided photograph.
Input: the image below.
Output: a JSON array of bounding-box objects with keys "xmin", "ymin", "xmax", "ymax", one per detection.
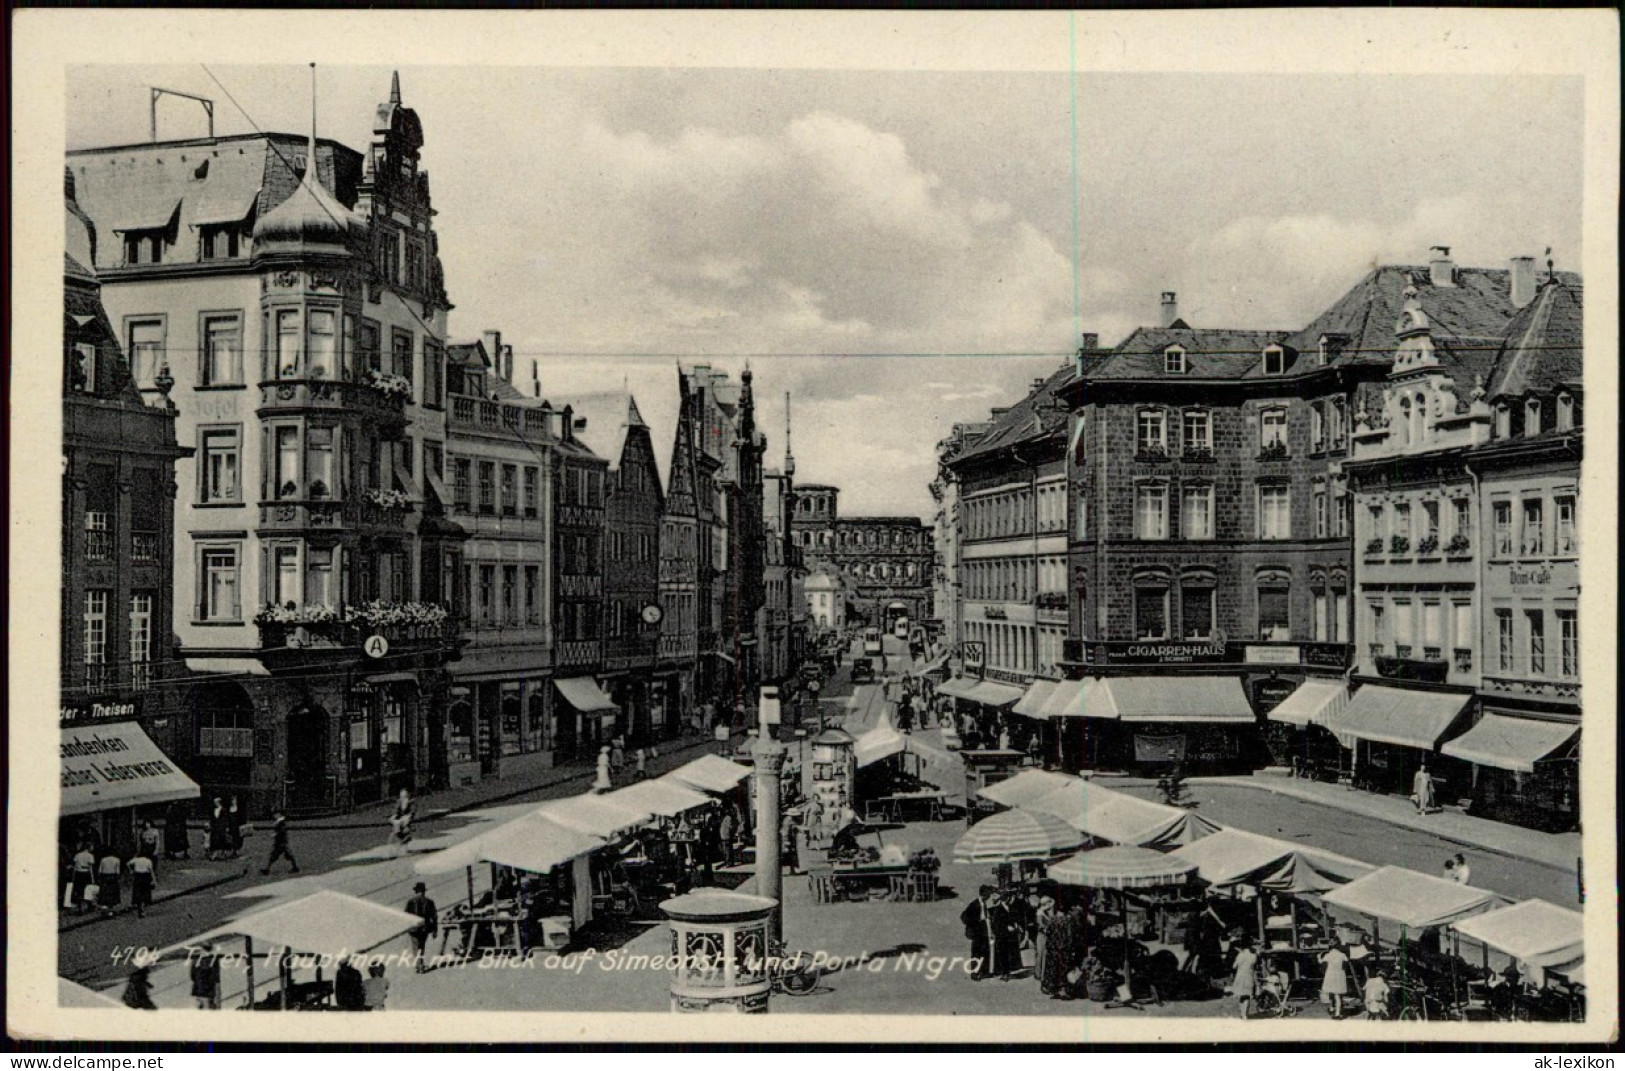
[
  {"xmin": 1164, "ymin": 346, "xmax": 1187, "ymax": 374},
  {"xmin": 1495, "ymin": 402, "xmax": 1511, "ymax": 439},
  {"xmin": 1525, "ymin": 398, "xmax": 1542, "ymax": 437},
  {"xmin": 1318, "ymin": 337, "xmax": 1329, "ymax": 365},
  {"xmin": 1263, "ymin": 345, "xmax": 1288, "ymax": 376},
  {"xmin": 123, "ymin": 230, "xmax": 166, "ymax": 266},
  {"xmin": 1556, "ymin": 393, "xmax": 1574, "ymax": 431}
]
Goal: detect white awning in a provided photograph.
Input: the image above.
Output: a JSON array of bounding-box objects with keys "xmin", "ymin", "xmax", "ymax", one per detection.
[
  {"xmin": 966, "ymin": 680, "xmax": 1024, "ymax": 707},
  {"xmin": 1441, "ymin": 715, "xmax": 1578, "ymax": 773},
  {"xmin": 415, "ymin": 810, "xmax": 605, "ymax": 877},
  {"xmin": 1322, "ymin": 866, "xmax": 1504, "ymax": 930},
  {"xmin": 665, "ymin": 755, "xmax": 752, "ymax": 795},
  {"xmin": 554, "ymin": 677, "xmax": 617, "ymax": 713},
  {"xmin": 168, "ymin": 890, "xmax": 422, "ymax": 958},
  {"xmin": 1333, "ymin": 686, "xmax": 1472, "ymax": 751},
  {"xmin": 1451, "ymin": 899, "xmax": 1584, "ymax": 968},
  {"xmin": 1012, "ymin": 679, "xmax": 1058, "ymax": 719},
  {"xmin": 1266, "ymin": 679, "xmax": 1349, "ymax": 728},
  {"xmin": 185, "ymin": 656, "xmax": 270, "ymax": 677},
  {"xmin": 936, "ymin": 676, "xmax": 981, "ymax": 699},
  {"xmin": 61, "ymin": 723, "xmax": 200, "ymax": 817},
  {"xmin": 1104, "ymin": 676, "xmax": 1256, "ymax": 723},
  {"xmin": 1042, "ymin": 678, "xmax": 1120, "ymax": 719},
  {"xmin": 854, "ymin": 726, "xmax": 910, "ymax": 768},
  {"xmin": 537, "ymin": 793, "xmax": 652, "ymax": 839},
  {"xmin": 607, "ymin": 779, "xmax": 713, "ymax": 818},
  {"xmin": 976, "ymin": 768, "xmax": 1079, "ymax": 808}
]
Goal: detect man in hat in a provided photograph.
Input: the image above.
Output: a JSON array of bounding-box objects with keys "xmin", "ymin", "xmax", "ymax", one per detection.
[{"xmin": 405, "ymin": 882, "xmax": 438, "ymax": 974}]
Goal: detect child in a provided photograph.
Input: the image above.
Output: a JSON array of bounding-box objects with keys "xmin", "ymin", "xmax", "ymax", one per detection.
[{"xmin": 1363, "ymin": 970, "xmax": 1391, "ymax": 1019}]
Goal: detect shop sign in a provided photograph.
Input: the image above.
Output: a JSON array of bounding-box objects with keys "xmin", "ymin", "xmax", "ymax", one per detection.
[
  {"xmin": 984, "ymin": 667, "xmax": 1029, "ymax": 687},
  {"xmin": 1251, "ymin": 678, "xmax": 1300, "ymax": 714},
  {"xmin": 1304, "ymin": 643, "xmax": 1354, "ymax": 669},
  {"xmin": 982, "ymin": 606, "xmax": 1008, "ymax": 620},
  {"xmin": 1096, "ymin": 641, "xmax": 1226, "ymax": 665},
  {"xmin": 961, "ymin": 642, "xmax": 985, "ymax": 673},
  {"xmin": 1509, "ymin": 566, "xmax": 1554, "ymax": 588},
  {"xmin": 60, "ymin": 699, "xmax": 142, "ymax": 724},
  {"xmin": 1245, "ymin": 645, "xmax": 1301, "ymax": 665}
]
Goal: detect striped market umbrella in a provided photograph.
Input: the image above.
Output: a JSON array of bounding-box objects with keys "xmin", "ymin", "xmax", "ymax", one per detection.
[
  {"xmin": 1049, "ymin": 845, "xmax": 1199, "ymax": 890},
  {"xmin": 953, "ymin": 808, "xmax": 1084, "ymax": 864}
]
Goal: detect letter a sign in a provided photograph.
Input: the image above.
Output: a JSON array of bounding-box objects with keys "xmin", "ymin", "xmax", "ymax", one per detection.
[{"xmin": 363, "ymin": 634, "xmax": 390, "ymax": 659}]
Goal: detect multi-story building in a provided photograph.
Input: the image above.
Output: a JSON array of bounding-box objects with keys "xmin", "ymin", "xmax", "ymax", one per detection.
[
  {"xmin": 61, "ymin": 168, "xmax": 195, "ymax": 852},
  {"xmin": 762, "ymin": 469, "xmax": 796, "ymax": 690},
  {"xmin": 789, "ymin": 485, "xmax": 935, "ymax": 632},
  {"xmin": 940, "ymin": 366, "xmax": 1072, "ymax": 740},
  {"xmin": 546, "ymin": 402, "xmax": 612, "ymax": 759},
  {"xmin": 804, "ymin": 567, "xmax": 848, "ymax": 633},
  {"xmin": 441, "ymin": 332, "xmax": 552, "ymax": 785},
  {"xmin": 930, "ymin": 420, "xmax": 992, "ymax": 649},
  {"xmin": 560, "ymin": 392, "xmax": 668, "ymax": 744},
  {"xmin": 67, "ymin": 74, "xmax": 467, "ymax": 814},
  {"xmin": 659, "ymin": 373, "xmax": 705, "ymax": 732}
]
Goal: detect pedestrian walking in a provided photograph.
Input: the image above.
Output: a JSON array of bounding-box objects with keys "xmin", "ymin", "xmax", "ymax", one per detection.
[
  {"xmin": 260, "ymin": 809, "xmax": 299, "ymax": 875},
  {"xmin": 1412, "ymin": 761, "xmax": 1436, "ymax": 814},
  {"xmin": 208, "ymin": 798, "xmax": 231, "ymax": 860},
  {"xmin": 128, "ymin": 850, "xmax": 156, "ymax": 918},
  {"xmin": 190, "ymin": 944, "xmax": 222, "ymax": 1009},
  {"xmin": 363, "ymin": 962, "xmax": 390, "ymax": 1011},
  {"xmin": 228, "ymin": 796, "xmax": 244, "ymax": 856},
  {"xmin": 634, "ymin": 746, "xmax": 648, "ymax": 781},
  {"xmin": 1319, "ymin": 941, "xmax": 1352, "ymax": 1018},
  {"xmin": 334, "ymin": 956, "xmax": 367, "ymax": 1010},
  {"xmin": 96, "ymin": 848, "xmax": 123, "ymax": 916},
  {"xmin": 1033, "ymin": 884, "xmax": 1063, "ymax": 995},
  {"xmin": 390, "ymin": 788, "xmax": 416, "ymax": 857},
  {"xmin": 137, "ymin": 821, "xmax": 162, "ymax": 873},
  {"xmin": 1230, "ymin": 940, "xmax": 1259, "ymax": 1019},
  {"xmin": 1452, "ymin": 853, "xmax": 1471, "ymax": 885},
  {"xmin": 68, "ymin": 843, "xmax": 95, "ymax": 913},
  {"xmin": 405, "ymin": 881, "xmax": 438, "ymax": 974},
  {"xmin": 718, "ymin": 807, "xmax": 737, "ymax": 868},
  {"xmin": 610, "ymin": 739, "xmax": 626, "ymax": 776},
  {"xmin": 121, "ymin": 966, "xmax": 157, "ymax": 1010},
  {"xmin": 960, "ymin": 885, "xmax": 1001, "ymax": 980}
]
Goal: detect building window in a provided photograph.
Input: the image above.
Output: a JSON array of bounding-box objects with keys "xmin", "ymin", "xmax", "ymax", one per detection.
[
  {"xmin": 1525, "ymin": 398, "xmax": 1542, "ymax": 437},
  {"xmin": 1495, "ymin": 609, "xmax": 1514, "ymax": 672},
  {"xmin": 1332, "ymin": 588, "xmax": 1348, "ymax": 643},
  {"xmin": 1313, "ymin": 490, "xmax": 1327, "ymax": 538},
  {"xmin": 1134, "ymin": 586, "xmax": 1169, "ymax": 641},
  {"xmin": 1257, "ymin": 582, "xmax": 1290, "ymax": 642},
  {"xmin": 1521, "ymin": 499, "xmax": 1544, "ymax": 556},
  {"xmin": 1180, "ymin": 485, "xmax": 1213, "ymax": 540},
  {"xmin": 1495, "ymin": 403, "xmax": 1511, "ymax": 439},
  {"xmin": 477, "ymin": 565, "xmax": 495, "ymax": 624},
  {"xmin": 1259, "ymin": 486, "xmax": 1291, "ymax": 540},
  {"xmin": 1333, "ymin": 488, "xmax": 1348, "ymax": 537},
  {"xmin": 1452, "ymin": 498, "xmax": 1472, "ymax": 546},
  {"xmin": 1313, "ymin": 590, "xmax": 1329, "ymax": 642},
  {"xmin": 452, "ymin": 458, "xmax": 472, "ymax": 511},
  {"xmin": 1555, "ymin": 393, "xmax": 1574, "ymax": 431},
  {"xmin": 358, "ymin": 319, "xmax": 382, "ymax": 373},
  {"xmin": 306, "ymin": 426, "xmax": 334, "ymax": 499},
  {"xmin": 1554, "ymin": 496, "xmax": 1576, "ymax": 555},
  {"xmin": 1135, "ymin": 484, "xmax": 1168, "ymax": 540},
  {"xmin": 1526, "ymin": 609, "xmax": 1546, "ymax": 675},
  {"xmin": 1181, "ymin": 409, "xmax": 1211, "ymax": 452},
  {"xmin": 423, "ymin": 341, "xmax": 444, "ymax": 408},
  {"xmin": 305, "ymin": 547, "xmax": 334, "ymax": 608},
  {"xmin": 123, "ymin": 230, "xmax": 165, "ymax": 266},
  {"xmin": 1421, "ymin": 499, "xmax": 1440, "ymax": 549},
  {"xmin": 500, "ymin": 465, "xmax": 518, "ymax": 516},
  {"xmin": 1263, "ymin": 346, "xmax": 1287, "ymax": 376},
  {"xmin": 478, "ymin": 462, "xmax": 496, "ymax": 514},
  {"xmin": 1392, "ymin": 598, "xmax": 1413, "ymax": 658},
  {"xmin": 405, "ymin": 242, "xmax": 425, "ymax": 291},
  {"xmin": 200, "ymin": 314, "xmax": 243, "ymax": 386},
  {"xmin": 83, "ymin": 590, "xmax": 108, "ymax": 689},
  {"xmin": 502, "ymin": 565, "xmax": 520, "ymax": 625},
  {"xmin": 127, "ymin": 319, "xmax": 165, "ymax": 389},
  {"xmin": 272, "ymin": 426, "xmax": 299, "ymax": 498},
  {"xmin": 84, "ymin": 507, "xmax": 112, "ymax": 563},
  {"xmin": 1329, "ymin": 398, "xmax": 1347, "ymax": 448},
  {"xmin": 1557, "ymin": 609, "xmax": 1577, "ymax": 676},
  {"xmin": 1493, "ymin": 501, "xmax": 1513, "ymax": 556},
  {"xmin": 1136, "ymin": 410, "xmax": 1166, "ymax": 454},
  {"xmin": 392, "ymin": 330, "xmax": 414, "ymax": 384},
  {"xmin": 200, "ymin": 224, "xmax": 242, "ymax": 261},
  {"xmin": 271, "ymin": 545, "xmax": 300, "ymax": 607},
  {"xmin": 1310, "ymin": 403, "xmax": 1325, "ymax": 451},
  {"xmin": 525, "ymin": 566, "xmax": 540, "ymax": 625},
  {"xmin": 1259, "ymin": 408, "xmax": 1288, "ymax": 453},
  {"xmin": 519, "ymin": 466, "xmax": 539, "ymax": 518},
  {"xmin": 1164, "ymin": 346, "xmax": 1186, "ymax": 374},
  {"xmin": 1180, "ymin": 585, "xmax": 1214, "ymax": 640},
  {"xmin": 200, "ymin": 547, "xmax": 241, "ymax": 621},
  {"xmin": 128, "ymin": 592, "xmax": 153, "ymax": 692},
  {"xmin": 1452, "ymin": 602, "xmax": 1474, "ymax": 674},
  {"xmin": 275, "ymin": 310, "xmax": 301, "ymax": 377},
  {"xmin": 1368, "ymin": 602, "xmax": 1386, "ymax": 662},
  {"xmin": 1421, "ymin": 602, "xmax": 1443, "ymax": 661}
]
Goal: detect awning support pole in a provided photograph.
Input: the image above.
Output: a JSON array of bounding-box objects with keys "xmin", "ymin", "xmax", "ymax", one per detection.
[{"xmin": 244, "ymin": 936, "xmax": 256, "ymax": 1009}]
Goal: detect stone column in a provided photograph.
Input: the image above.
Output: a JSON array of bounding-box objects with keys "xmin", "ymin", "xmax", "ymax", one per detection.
[{"xmin": 751, "ymin": 735, "xmax": 786, "ymax": 944}]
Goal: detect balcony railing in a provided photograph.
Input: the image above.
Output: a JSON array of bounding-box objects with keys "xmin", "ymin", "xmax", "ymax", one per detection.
[
  {"xmin": 199, "ymin": 727, "xmax": 255, "ymax": 758},
  {"xmin": 259, "ymin": 496, "xmax": 412, "ymax": 532},
  {"xmin": 130, "ymin": 662, "xmax": 153, "ymax": 693},
  {"xmin": 1374, "ymin": 654, "xmax": 1449, "ymax": 683},
  {"xmin": 257, "ymin": 606, "xmax": 461, "ymax": 652},
  {"xmin": 132, "ymin": 531, "xmax": 160, "ymax": 562},
  {"xmin": 259, "ymin": 376, "xmax": 408, "ymax": 435},
  {"xmin": 82, "ymin": 662, "xmax": 111, "ymax": 694},
  {"xmin": 85, "ymin": 526, "xmax": 113, "ymax": 562}
]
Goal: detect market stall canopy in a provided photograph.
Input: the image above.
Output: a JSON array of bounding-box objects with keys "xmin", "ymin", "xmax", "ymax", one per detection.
[
  {"xmin": 1037, "ymin": 679, "xmax": 1085, "ymax": 718},
  {"xmin": 1440, "ymin": 714, "xmax": 1579, "ymax": 774},
  {"xmin": 665, "ymin": 755, "xmax": 752, "ymax": 795},
  {"xmin": 1321, "ymin": 866, "xmax": 1503, "ymax": 930},
  {"xmin": 976, "ymin": 768, "xmax": 1080, "ymax": 809},
  {"xmin": 966, "ymin": 680, "xmax": 1025, "ymax": 707},
  {"xmin": 953, "ymin": 807, "xmax": 1084, "ymax": 864},
  {"xmin": 1330, "ymin": 685, "xmax": 1471, "ymax": 751},
  {"xmin": 1172, "ymin": 828, "xmax": 1373, "ymax": 893},
  {"xmin": 936, "ymin": 677, "xmax": 982, "ymax": 700},
  {"xmin": 1450, "ymin": 899, "xmax": 1584, "ymax": 969},
  {"xmin": 1265, "ymin": 679, "xmax": 1350, "ymax": 728},
  {"xmin": 60, "ymin": 722, "xmax": 201, "ymax": 818},
  {"xmin": 170, "ymin": 890, "xmax": 422, "ymax": 958},
  {"xmin": 1012, "ymin": 679, "xmax": 1059, "ymax": 719},
  {"xmin": 607, "ymin": 779, "xmax": 713, "ymax": 818},
  {"xmin": 1025, "ymin": 780, "xmax": 1220, "ymax": 849},
  {"xmin": 1098, "ymin": 676, "xmax": 1255, "ymax": 722},
  {"xmin": 415, "ymin": 811, "xmax": 605, "ymax": 876},
  {"xmin": 59, "ymin": 977, "xmax": 122, "ymax": 1008},
  {"xmin": 553, "ymin": 677, "xmax": 617, "ymax": 713},
  {"xmin": 1046, "ymin": 678, "xmax": 1121, "ymax": 719},
  {"xmin": 538, "ymin": 793, "xmax": 652, "ymax": 838},
  {"xmin": 854, "ymin": 725, "xmax": 909, "ymax": 768},
  {"xmin": 1050, "ymin": 845, "xmax": 1199, "ymax": 890}
]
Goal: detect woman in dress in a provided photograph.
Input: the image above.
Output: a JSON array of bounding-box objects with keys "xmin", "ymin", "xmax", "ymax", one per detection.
[
  {"xmin": 127, "ymin": 850, "xmax": 156, "ymax": 919},
  {"xmin": 207, "ymin": 798, "xmax": 230, "ymax": 860},
  {"xmin": 1319, "ymin": 941, "xmax": 1352, "ymax": 1019},
  {"xmin": 96, "ymin": 848, "xmax": 123, "ymax": 916},
  {"xmin": 1033, "ymin": 884, "xmax": 1065, "ymax": 996},
  {"xmin": 1230, "ymin": 939, "xmax": 1259, "ymax": 1019},
  {"xmin": 391, "ymin": 788, "xmax": 416, "ymax": 857}
]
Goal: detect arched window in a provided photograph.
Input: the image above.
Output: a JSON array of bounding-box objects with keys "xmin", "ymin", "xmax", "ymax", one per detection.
[{"xmin": 1132, "ymin": 569, "xmax": 1172, "ymax": 641}]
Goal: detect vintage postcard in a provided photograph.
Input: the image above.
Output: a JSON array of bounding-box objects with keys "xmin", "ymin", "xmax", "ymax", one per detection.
[{"xmin": 8, "ymin": 8, "xmax": 1618, "ymax": 1046}]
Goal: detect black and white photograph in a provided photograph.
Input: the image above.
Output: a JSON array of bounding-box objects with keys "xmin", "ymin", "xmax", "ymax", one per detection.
[{"xmin": 9, "ymin": 8, "xmax": 1618, "ymax": 1047}]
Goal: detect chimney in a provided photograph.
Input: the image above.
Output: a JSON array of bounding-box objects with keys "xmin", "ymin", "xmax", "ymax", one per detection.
[
  {"xmin": 1160, "ymin": 292, "xmax": 1178, "ymax": 328},
  {"xmin": 1031, "ymin": 377, "xmax": 1047, "ymax": 392},
  {"xmin": 1079, "ymin": 333, "xmax": 1099, "ymax": 351},
  {"xmin": 500, "ymin": 343, "xmax": 515, "ymax": 385},
  {"xmin": 482, "ymin": 330, "xmax": 502, "ymax": 373},
  {"xmin": 1428, "ymin": 246, "xmax": 1455, "ymax": 288},
  {"xmin": 1509, "ymin": 256, "xmax": 1537, "ymax": 308},
  {"xmin": 531, "ymin": 358, "xmax": 542, "ymax": 399}
]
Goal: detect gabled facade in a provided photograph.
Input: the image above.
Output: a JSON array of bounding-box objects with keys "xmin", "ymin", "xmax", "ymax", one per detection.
[{"xmin": 790, "ymin": 484, "xmax": 936, "ymax": 634}]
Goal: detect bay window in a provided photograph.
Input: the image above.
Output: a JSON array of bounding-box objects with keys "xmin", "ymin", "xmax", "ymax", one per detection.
[{"xmin": 307, "ymin": 309, "xmax": 337, "ymax": 378}]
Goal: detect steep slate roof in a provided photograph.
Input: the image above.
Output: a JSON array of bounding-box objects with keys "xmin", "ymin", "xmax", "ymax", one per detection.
[
  {"xmin": 951, "ymin": 362, "xmax": 1074, "ymax": 464},
  {"xmin": 1425, "ymin": 337, "xmax": 1505, "ymax": 412},
  {"xmin": 553, "ymin": 392, "xmax": 646, "ymax": 471},
  {"xmin": 1087, "ymin": 327, "xmax": 1291, "ymax": 380},
  {"xmin": 1485, "ymin": 280, "xmax": 1584, "ymax": 401}
]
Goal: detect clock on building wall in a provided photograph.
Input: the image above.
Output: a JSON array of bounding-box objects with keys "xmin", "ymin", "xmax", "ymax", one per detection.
[{"xmin": 641, "ymin": 604, "xmax": 664, "ymax": 625}]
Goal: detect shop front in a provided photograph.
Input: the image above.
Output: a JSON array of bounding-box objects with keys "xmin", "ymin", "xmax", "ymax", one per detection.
[
  {"xmin": 1261, "ymin": 677, "xmax": 1351, "ymax": 780},
  {"xmin": 1441, "ymin": 711, "xmax": 1579, "ymax": 832},
  {"xmin": 554, "ymin": 677, "xmax": 619, "ymax": 762},
  {"xmin": 1331, "ymin": 683, "xmax": 1474, "ymax": 802},
  {"xmin": 1086, "ymin": 676, "xmax": 1259, "ymax": 774},
  {"xmin": 61, "ymin": 721, "xmax": 201, "ymax": 858}
]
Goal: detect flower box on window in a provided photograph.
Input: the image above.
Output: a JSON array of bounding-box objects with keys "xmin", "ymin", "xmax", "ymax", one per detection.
[
  {"xmin": 1258, "ymin": 441, "xmax": 1290, "ymax": 461},
  {"xmin": 362, "ymin": 488, "xmax": 412, "ymax": 510},
  {"xmin": 1181, "ymin": 447, "xmax": 1215, "ymax": 462},
  {"xmin": 1416, "ymin": 535, "xmax": 1440, "ymax": 556},
  {"xmin": 1388, "ymin": 535, "xmax": 1411, "ymax": 556},
  {"xmin": 1134, "ymin": 444, "xmax": 1169, "ymax": 462},
  {"xmin": 1444, "ymin": 534, "xmax": 1471, "ymax": 556},
  {"xmin": 1364, "ymin": 538, "xmax": 1384, "ymax": 555},
  {"xmin": 365, "ymin": 369, "xmax": 415, "ymax": 402}
]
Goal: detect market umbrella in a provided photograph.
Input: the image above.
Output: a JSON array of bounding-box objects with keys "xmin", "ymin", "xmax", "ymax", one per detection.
[{"xmin": 952, "ymin": 807, "xmax": 1084, "ymax": 865}]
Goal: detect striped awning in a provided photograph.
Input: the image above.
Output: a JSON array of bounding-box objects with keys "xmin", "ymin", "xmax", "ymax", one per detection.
[
  {"xmin": 1012, "ymin": 679, "xmax": 1059, "ymax": 719},
  {"xmin": 1050, "ymin": 846, "xmax": 1199, "ymax": 890},
  {"xmin": 1266, "ymin": 679, "xmax": 1350, "ymax": 728},
  {"xmin": 952, "ymin": 808, "xmax": 1084, "ymax": 864},
  {"xmin": 1441, "ymin": 714, "xmax": 1578, "ymax": 773}
]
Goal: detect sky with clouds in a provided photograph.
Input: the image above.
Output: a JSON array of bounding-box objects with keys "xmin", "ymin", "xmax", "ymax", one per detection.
[{"xmin": 67, "ymin": 66, "xmax": 1583, "ymax": 518}]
